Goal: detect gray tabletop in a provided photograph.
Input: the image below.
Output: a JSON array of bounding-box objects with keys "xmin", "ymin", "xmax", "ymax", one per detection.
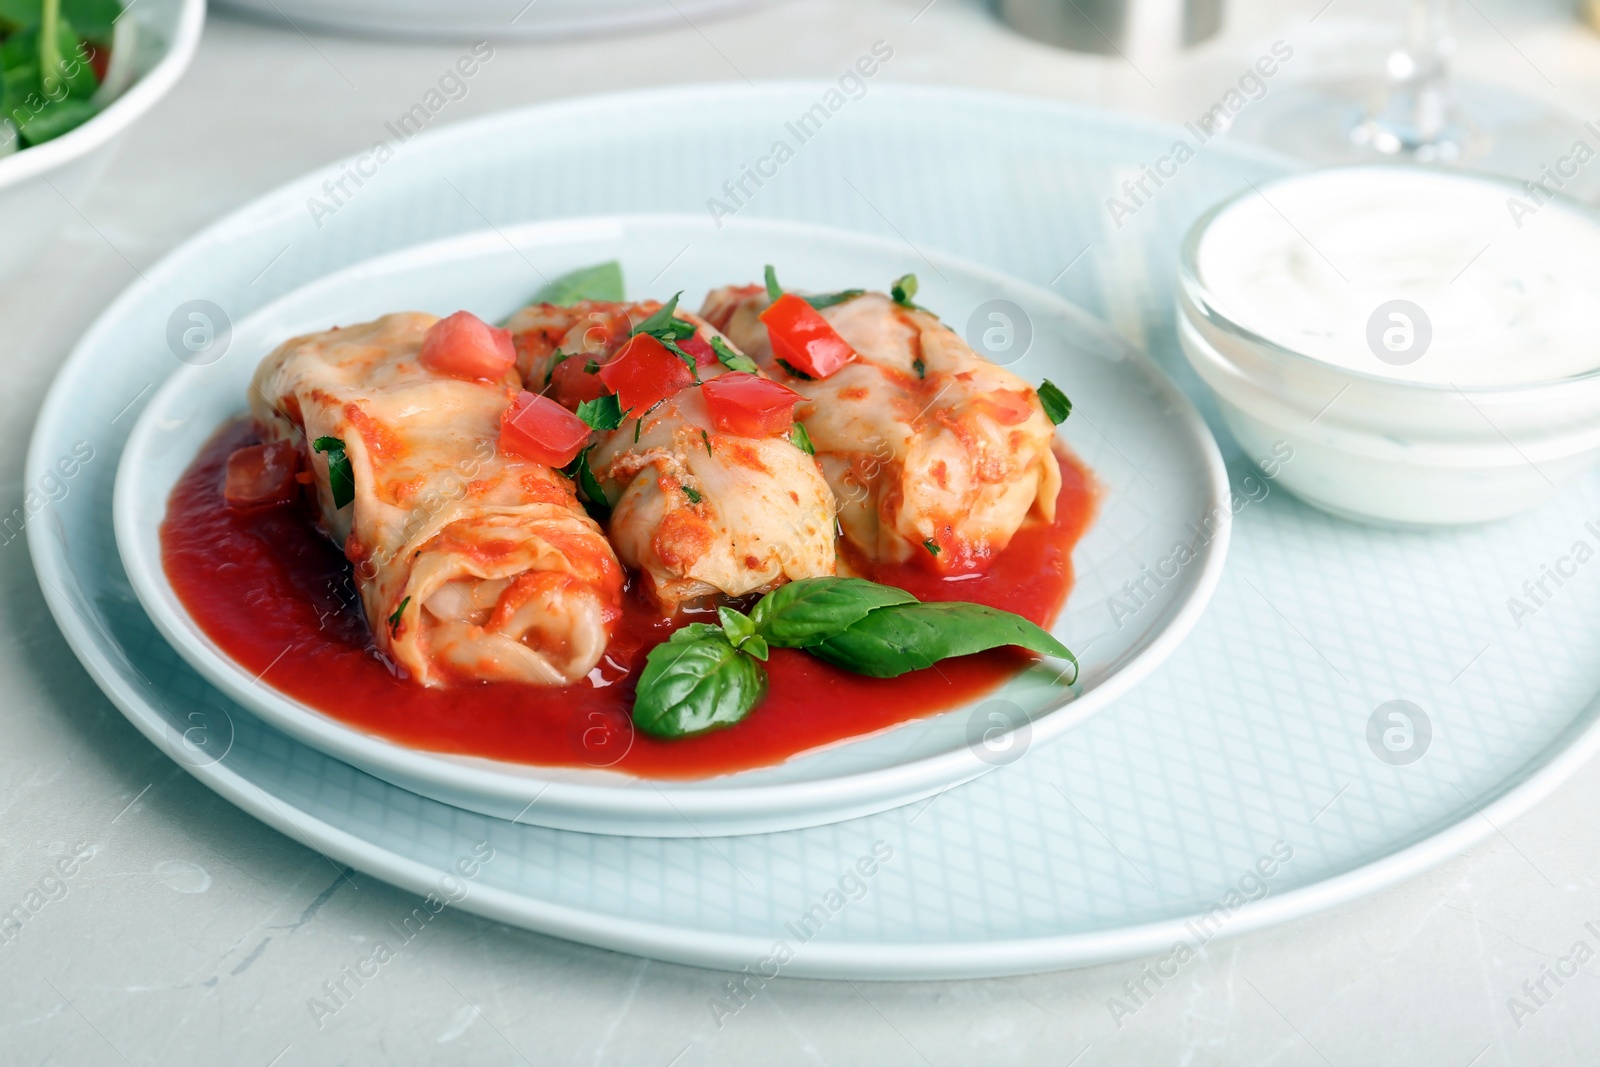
[{"xmin": 5, "ymin": 1, "xmax": 1600, "ymax": 1063}]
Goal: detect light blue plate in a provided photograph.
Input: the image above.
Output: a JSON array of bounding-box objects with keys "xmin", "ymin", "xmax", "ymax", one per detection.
[
  {"xmin": 112, "ymin": 214, "xmax": 1227, "ymax": 837},
  {"xmin": 30, "ymin": 84, "xmax": 1600, "ymax": 977}
]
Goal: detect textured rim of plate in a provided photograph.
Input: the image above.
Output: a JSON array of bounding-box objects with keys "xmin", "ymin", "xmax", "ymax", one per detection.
[
  {"xmin": 110, "ymin": 212, "xmax": 1231, "ymax": 833},
  {"xmin": 212, "ymin": 0, "xmax": 780, "ymax": 43},
  {"xmin": 28, "ymin": 82, "xmax": 1600, "ymax": 975},
  {"xmin": 0, "ymin": 0, "xmax": 205, "ymax": 190}
]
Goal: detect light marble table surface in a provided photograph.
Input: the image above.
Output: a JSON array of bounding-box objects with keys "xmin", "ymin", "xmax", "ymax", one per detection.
[{"xmin": 6, "ymin": 0, "xmax": 1600, "ymax": 1063}]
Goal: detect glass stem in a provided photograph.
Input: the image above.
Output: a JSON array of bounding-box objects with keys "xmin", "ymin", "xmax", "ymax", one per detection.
[{"xmin": 1365, "ymin": 0, "xmax": 1460, "ymax": 155}]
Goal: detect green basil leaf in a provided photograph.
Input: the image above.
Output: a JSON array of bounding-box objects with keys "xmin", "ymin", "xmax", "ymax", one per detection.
[
  {"xmin": 804, "ymin": 289, "xmax": 864, "ymax": 310},
  {"xmin": 1038, "ymin": 379, "xmax": 1072, "ymax": 425},
  {"xmin": 311, "ymin": 436, "xmax": 354, "ymax": 509},
  {"xmin": 789, "ymin": 422, "xmax": 815, "ymax": 456},
  {"xmin": 681, "ymin": 484, "xmax": 702, "ymax": 504},
  {"xmin": 763, "ymin": 264, "xmax": 782, "ymax": 302},
  {"xmin": 576, "ymin": 393, "xmax": 624, "ymax": 431},
  {"xmin": 749, "ymin": 577, "xmax": 916, "ymax": 649},
  {"xmin": 807, "ymin": 601, "xmax": 1075, "ymax": 679},
  {"xmin": 710, "ymin": 334, "xmax": 758, "ymax": 374},
  {"xmin": 716, "ymin": 606, "xmax": 768, "ymax": 661},
  {"xmin": 531, "ymin": 260, "xmax": 624, "ymax": 306},
  {"xmin": 632, "ymin": 624, "xmax": 768, "ymax": 738},
  {"xmin": 922, "ymin": 538, "xmax": 941, "ymax": 557}
]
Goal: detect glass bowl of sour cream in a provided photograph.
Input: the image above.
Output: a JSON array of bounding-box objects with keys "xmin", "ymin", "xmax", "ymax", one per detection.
[{"xmin": 1176, "ymin": 165, "xmax": 1600, "ymax": 526}]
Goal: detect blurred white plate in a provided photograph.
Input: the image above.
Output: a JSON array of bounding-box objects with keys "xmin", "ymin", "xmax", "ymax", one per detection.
[
  {"xmin": 112, "ymin": 214, "xmax": 1229, "ymax": 836},
  {"xmin": 215, "ymin": 0, "xmax": 778, "ymax": 41}
]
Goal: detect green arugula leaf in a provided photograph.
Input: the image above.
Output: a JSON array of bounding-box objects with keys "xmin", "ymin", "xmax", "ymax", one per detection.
[
  {"xmin": 1037, "ymin": 379, "xmax": 1072, "ymax": 425},
  {"xmin": 808, "ymin": 601, "xmax": 1076, "ymax": 680},
  {"xmin": 387, "ymin": 596, "xmax": 409, "ymax": 634},
  {"xmin": 789, "ymin": 422, "xmax": 815, "ymax": 456},
  {"xmin": 804, "ymin": 289, "xmax": 864, "ymax": 310},
  {"xmin": 576, "ymin": 393, "xmax": 624, "ymax": 432},
  {"xmin": 632, "ymin": 624, "xmax": 768, "ymax": 739},
  {"xmin": 709, "ymin": 334, "xmax": 758, "ymax": 374},
  {"xmin": 749, "ymin": 577, "xmax": 917, "ymax": 649},
  {"xmin": 763, "ymin": 264, "xmax": 782, "ymax": 303},
  {"xmin": 530, "ymin": 261, "xmax": 625, "ymax": 306},
  {"xmin": 311, "ymin": 436, "xmax": 354, "ymax": 509}
]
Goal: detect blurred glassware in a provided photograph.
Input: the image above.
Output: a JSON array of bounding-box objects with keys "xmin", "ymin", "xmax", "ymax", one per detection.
[
  {"xmin": 997, "ymin": 0, "xmax": 1224, "ymax": 61},
  {"xmin": 1228, "ymin": 0, "xmax": 1600, "ymax": 201}
]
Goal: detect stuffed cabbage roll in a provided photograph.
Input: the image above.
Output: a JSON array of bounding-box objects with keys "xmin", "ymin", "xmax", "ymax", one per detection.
[
  {"xmin": 700, "ymin": 286, "xmax": 1061, "ymax": 573},
  {"xmin": 505, "ymin": 299, "xmax": 837, "ymax": 611},
  {"xmin": 250, "ymin": 312, "xmax": 624, "ymax": 687}
]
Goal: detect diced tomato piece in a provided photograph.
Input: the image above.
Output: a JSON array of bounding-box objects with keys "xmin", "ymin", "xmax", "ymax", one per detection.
[
  {"xmin": 597, "ymin": 333, "xmax": 694, "ymax": 414},
  {"xmin": 499, "ymin": 391, "xmax": 591, "ymax": 468},
  {"xmin": 224, "ymin": 441, "xmax": 300, "ymax": 508},
  {"xmin": 700, "ymin": 372, "xmax": 804, "ymax": 438},
  {"xmin": 676, "ymin": 334, "xmax": 721, "ymax": 370},
  {"xmin": 419, "ymin": 311, "xmax": 516, "ymax": 381},
  {"xmin": 546, "ymin": 353, "xmax": 609, "ymax": 409},
  {"xmin": 758, "ymin": 293, "xmax": 856, "ymax": 378}
]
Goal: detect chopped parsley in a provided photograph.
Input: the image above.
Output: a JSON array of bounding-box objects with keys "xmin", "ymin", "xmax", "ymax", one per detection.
[
  {"xmin": 923, "ymin": 538, "xmax": 941, "ymax": 557},
  {"xmin": 387, "ymin": 596, "xmax": 410, "ymax": 634},
  {"xmin": 563, "ymin": 447, "xmax": 610, "ymax": 521},
  {"xmin": 631, "ymin": 292, "xmax": 701, "ymax": 379},
  {"xmin": 804, "ymin": 289, "xmax": 865, "ymax": 310},
  {"xmin": 311, "ymin": 436, "xmax": 354, "ymax": 509},
  {"xmin": 761, "ymin": 264, "xmax": 861, "ymax": 310},
  {"xmin": 710, "ymin": 335, "xmax": 759, "ymax": 374},
  {"xmin": 682, "ymin": 485, "xmax": 703, "ymax": 504},
  {"xmin": 545, "ymin": 349, "xmax": 571, "ymax": 386},
  {"xmin": 890, "ymin": 273, "xmax": 921, "ymax": 308},
  {"xmin": 912, "ymin": 358, "xmax": 926, "ymax": 379},
  {"xmin": 775, "ymin": 359, "xmax": 815, "ymax": 381},
  {"xmin": 701, "ymin": 429, "xmax": 714, "ymax": 457},
  {"xmin": 1037, "ymin": 379, "xmax": 1072, "ymax": 425},
  {"xmin": 577, "ymin": 394, "xmax": 625, "ymax": 431}
]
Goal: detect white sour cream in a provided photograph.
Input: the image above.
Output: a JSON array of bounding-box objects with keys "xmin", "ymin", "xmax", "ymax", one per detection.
[{"xmin": 1195, "ymin": 167, "xmax": 1600, "ymax": 387}]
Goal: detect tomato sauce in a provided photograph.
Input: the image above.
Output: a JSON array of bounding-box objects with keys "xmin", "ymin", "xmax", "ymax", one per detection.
[{"xmin": 161, "ymin": 421, "xmax": 1098, "ymax": 779}]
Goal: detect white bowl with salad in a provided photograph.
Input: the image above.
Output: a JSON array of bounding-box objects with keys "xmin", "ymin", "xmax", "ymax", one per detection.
[{"xmin": 0, "ymin": 0, "xmax": 203, "ymax": 281}]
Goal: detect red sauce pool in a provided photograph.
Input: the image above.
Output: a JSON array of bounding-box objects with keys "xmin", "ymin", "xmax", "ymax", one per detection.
[{"xmin": 161, "ymin": 421, "xmax": 1098, "ymax": 779}]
